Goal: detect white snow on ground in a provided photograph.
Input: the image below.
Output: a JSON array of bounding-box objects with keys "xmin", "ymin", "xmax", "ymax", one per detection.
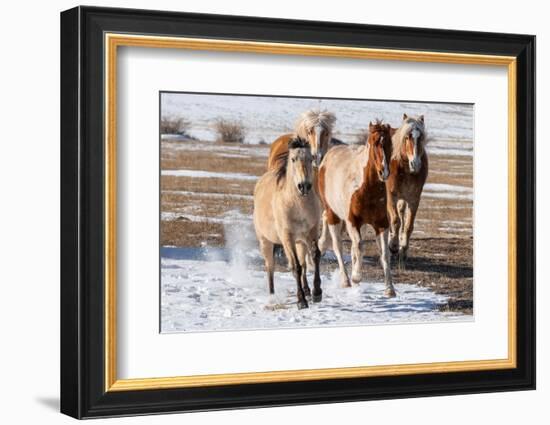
[
  {"xmin": 163, "ymin": 140, "xmax": 270, "ymax": 157},
  {"xmin": 161, "ymin": 249, "xmax": 466, "ymax": 333},
  {"xmin": 161, "ymin": 93, "xmax": 473, "ymax": 155},
  {"xmin": 160, "ymin": 221, "xmax": 467, "ymax": 333},
  {"xmin": 162, "ymin": 209, "xmax": 250, "ymax": 223},
  {"xmin": 423, "ymin": 183, "xmax": 473, "ymax": 201},
  {"xmin": 161, "ymin": 169, "xmax": 258, "ymax": 181},
  {"xmin": 161, "ymin": 134, "xmax": 189, "ymax": 141}
]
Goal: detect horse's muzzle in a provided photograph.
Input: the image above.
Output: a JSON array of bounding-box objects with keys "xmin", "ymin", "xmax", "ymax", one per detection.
[
  {"xmin": 297, "ymin": 182, "xmax": 312, "ymax": 196},
  {"xmin": 409, "ymin": 158, "xmax": 421, "ymax": 174}
]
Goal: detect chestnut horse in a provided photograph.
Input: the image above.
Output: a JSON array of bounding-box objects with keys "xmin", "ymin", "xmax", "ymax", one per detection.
[
  {"xmin": 386, "ymin": 114, "xmax": 429, "ymax": 264},
  {"xmin": 267, "ymin": 109, "xmax": 337, "ymax": 170},
  {"xmin": 318, "ymin": 121, "xmax": 395, "ymax": 296},
  {"xmin": 254, "ymin": 137, "xmax": 323, "ymax": 309}
]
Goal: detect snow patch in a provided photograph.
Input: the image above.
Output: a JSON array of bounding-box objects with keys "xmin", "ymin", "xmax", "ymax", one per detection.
[{"xmin": 162, "ymin": 169, "xmax": 258, "ymax": 181}]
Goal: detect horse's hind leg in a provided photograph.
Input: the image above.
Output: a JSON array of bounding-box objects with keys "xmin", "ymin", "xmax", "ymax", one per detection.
[
  {"xmin": 345, "ymin": 221, "xmax": 363, "ymax": 285},
  {"xmin": 377, "ymin": 227, "xmax": 396, "ymax": 297},
  {"xmin": 296, "ymin": 242, "xmax": 311, "ymax": 298},
  {"xmin": 318, "ymin": 211, "xmax": 331, "ymax": 254},
  {"xmin": 259, "ymin": 237, "xmax": 275, "ymax": 296}
]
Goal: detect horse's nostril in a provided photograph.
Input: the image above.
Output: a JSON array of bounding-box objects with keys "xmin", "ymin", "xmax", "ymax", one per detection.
[{"xmin": 306, "ymin": 183, "xmax": 312, "ymax": 191}]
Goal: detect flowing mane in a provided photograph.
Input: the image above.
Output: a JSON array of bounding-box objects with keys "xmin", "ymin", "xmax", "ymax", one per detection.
[
  {"xmin": 275, "ymin": 137, "xmax": 310, "ymax": 185},
  {"xmin": 391, "ymin": 115, "xmax": 427, "ymax": 161},
  {"xmin": 295, "ymin": 109, "xmax": 336, "ymax": 138}
]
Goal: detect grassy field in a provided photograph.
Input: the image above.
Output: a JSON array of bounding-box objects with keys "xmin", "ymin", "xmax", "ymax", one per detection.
[{"xmin": 160, "ymin": 139, "xmax": 473, "ymax": 313}]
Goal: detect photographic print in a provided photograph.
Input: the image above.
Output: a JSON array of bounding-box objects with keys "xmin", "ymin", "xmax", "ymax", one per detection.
[{"xmin": 160, "ymin": 92, "xmax": 474, "ymax": 333}]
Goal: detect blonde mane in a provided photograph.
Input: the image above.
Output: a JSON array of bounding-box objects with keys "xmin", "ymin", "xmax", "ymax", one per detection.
[
  {"xmin": 391, "ymin": 115, "xmax": 427, "ymax": 161},
  {"xmin": 295, "ymin": 109, "xmax": 336, "ymax": 138}
]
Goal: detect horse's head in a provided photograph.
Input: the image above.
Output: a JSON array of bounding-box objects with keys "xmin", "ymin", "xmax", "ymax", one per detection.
[
  {"xmin": 287, "ymin": 137, "xmax": 314, "ymax": 196},
  {"xmin": 398, "ymin": 114, "xmax": 426, "ymax": 174},
  {"xmin": 367, "ymin": 120, "xmax": 392, "ymax": 182},
  {"xmin": 296, "ymin": 110, "xmax": 336, "ymax": 167}
]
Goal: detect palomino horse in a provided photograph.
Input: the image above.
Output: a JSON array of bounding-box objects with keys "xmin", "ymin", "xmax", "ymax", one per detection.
[
  {"xmin": 254, "ymin": 137, "xmax": 323, "ymax": 309},
  {"xmin": 267, "ymin": 109, "xmax": 337, "ymax": 170},
  {"xmin": 386, "ymin": 114, "xmax": 428, "ymax": 264},
  {"xmin": 318, "ymin": 120, "xmax": 396, "ymax": 297}
]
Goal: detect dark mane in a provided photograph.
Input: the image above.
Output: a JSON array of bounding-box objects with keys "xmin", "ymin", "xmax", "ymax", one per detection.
[
  {"xmin": 275, "ymin": 136, "xmax": 309, "ymax": 185},
  {"xmin": 370, "ymin": 119, "xmax": 390, "ymax": 134}
]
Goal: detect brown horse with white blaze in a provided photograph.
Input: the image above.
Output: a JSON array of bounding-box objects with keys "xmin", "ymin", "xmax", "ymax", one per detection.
[
  {"xmin": 254, "ymin": 137, "xmax": 323, "ymax": 309},
  {"xmin": 386, "ymin": 114, "xmax": 429, "ymax": 264},
  {"xmin": 318, "ymin": 120, "xmax": 396, "ymax": 296},
  {"xmin": 267, "ymin": 109, "xmax": 337, "ymax": 170}
]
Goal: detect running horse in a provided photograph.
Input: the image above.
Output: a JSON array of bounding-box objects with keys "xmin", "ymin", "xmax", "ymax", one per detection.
[
  {"xmin": 267, "ymin": 109, "xmax": 337, "ymax": 170},
  {"xmin": 318, "ymin": 120, "xmax": 396, "ymax": 296},
  {"xmin": 254, "ymin": 137, "xmax": 323, "ymax": 309},
  {"xmin": 386, "ymin": 114, "xmax": 429, "ymax": 264}
]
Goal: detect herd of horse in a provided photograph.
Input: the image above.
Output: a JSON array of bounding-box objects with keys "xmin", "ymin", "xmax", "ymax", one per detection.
[{"xmin": 253, "ymin": 109, "xmax": 428, "ymax": 309}]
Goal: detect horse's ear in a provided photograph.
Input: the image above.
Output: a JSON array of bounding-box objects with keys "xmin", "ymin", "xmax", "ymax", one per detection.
[
  {"xmin": 368, "ymin": 121, "xmax": 374, "ymax": 130},
  {"xmin": 403, "ymin": 113, "xmax": 408, "ymax": 120},
  {"xmin": 418, "ymin": 114, "xmax": 424, "ymax": 123}
]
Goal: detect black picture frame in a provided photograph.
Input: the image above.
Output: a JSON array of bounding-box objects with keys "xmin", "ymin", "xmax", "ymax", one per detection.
[{"xmin": 61, "ymin": 5, "xmax": 536, "ymax": 419}]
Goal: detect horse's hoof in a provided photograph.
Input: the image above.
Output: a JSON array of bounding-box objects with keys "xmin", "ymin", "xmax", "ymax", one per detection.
[
  {"xmin": 340, "ymin": 279, "xmax": 351, "ymax": 288},
  {"xmin": 351, "ymin": 273, "xmax": 362, "ymax": 285},
  {"xmin": 312, "ymin": 292, "xmax": 322, "ymax": 303},
  {"xmin": 297, "ymin": 300, "xmax": 309, "ymax": 309},
  {"xmin": 385, "ymin": 287, "xmax": 397, "ymax": 297}
]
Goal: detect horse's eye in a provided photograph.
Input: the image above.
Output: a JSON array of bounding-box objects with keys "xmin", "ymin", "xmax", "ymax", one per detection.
[{"xmin": 291, "ymin": 158, "xmax": 296, "ymax": 162}]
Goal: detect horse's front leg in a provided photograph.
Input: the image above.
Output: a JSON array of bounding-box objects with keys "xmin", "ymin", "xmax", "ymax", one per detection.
[
  {"xmin": 296, "ymin": 242, "xmax": 311, "ymax": 298},
  {"xmin": 377, "ymin": 227, "xmax": 396, "ymax": 297},
  {"xmin": 328, "ymin": 221, "xmax": 351, "ymax": 288},
  {"xmin": 386, "ymin": 192, "xmax": 400, "ymax": 255},
  {"xmin": 399, "ymin": 200, "xmax": 419, "ymax": 263},
  {"xmin": 345, "ymin": 221, "xmax": 363, "ymax": 286},
  {"xmin": 281, "ymin": 234, "xmax": 308, "ymax": 309},
  {"xmin": 308, "ymin": 226, "xmax": 323, "ymax": 303}
]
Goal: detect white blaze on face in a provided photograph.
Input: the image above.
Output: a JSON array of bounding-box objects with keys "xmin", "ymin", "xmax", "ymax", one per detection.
[
  {"xmin": 381, "ymin": 136, "xmax": 389, "ymax": 180},
  {"xmin": 409, "ymin": 128, "xmax": 422, "ymax": 172}
]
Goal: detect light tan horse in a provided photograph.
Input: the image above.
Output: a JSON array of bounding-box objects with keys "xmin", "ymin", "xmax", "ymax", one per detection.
[
  {"xmin": 318, "ymin": 121, "xmax": 396, "ymax": 297},
  {"xmin": 254, "ymin": 137, "xmax": 323, "ymax": 309},
  {"xmin": 267, "ymin": 109, "xmax": 337, "ymax": 170},
  {"xmin": 386, "ymin": 114, "xmax": 429, "ymax": 264}
]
